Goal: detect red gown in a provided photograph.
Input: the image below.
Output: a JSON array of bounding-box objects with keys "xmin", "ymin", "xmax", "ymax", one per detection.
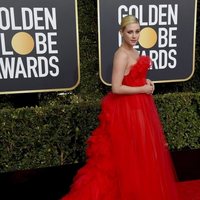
[{"xmin": 61, "ymin": 56, "xmax": 180, "ymax": 200}]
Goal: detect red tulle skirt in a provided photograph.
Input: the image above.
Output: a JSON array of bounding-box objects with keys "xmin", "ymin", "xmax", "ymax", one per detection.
[{"xmin": 61, "ymin": 92, "xmax": 180, "ymax": 200}]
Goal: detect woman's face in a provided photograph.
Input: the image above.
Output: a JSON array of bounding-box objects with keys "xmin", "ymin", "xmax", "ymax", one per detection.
[{"xmin": 121, "ymin": 23, "xmax": 140, "ymax": 46}]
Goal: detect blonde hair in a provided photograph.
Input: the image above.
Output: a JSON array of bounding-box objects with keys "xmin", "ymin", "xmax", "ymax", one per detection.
[{"xmin": 120, "ymin": 15, "xmax": 139, "ymax": 31}]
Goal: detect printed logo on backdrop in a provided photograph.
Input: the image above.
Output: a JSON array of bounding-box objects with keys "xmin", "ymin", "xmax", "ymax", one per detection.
[
  {"xmin": 98, "ymin": 0, "xmax": 197, "ymax": 85},
  {"xmin": 0, "ymin": 0, "xmax": 79, "ymax": 94}
]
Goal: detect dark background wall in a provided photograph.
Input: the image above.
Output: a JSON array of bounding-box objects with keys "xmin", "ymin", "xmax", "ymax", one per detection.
[{"xmin": 0, "ymin": 0, "xmax": 199, "ymax": 108}]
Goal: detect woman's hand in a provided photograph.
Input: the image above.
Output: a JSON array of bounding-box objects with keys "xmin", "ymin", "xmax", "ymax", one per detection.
[
  {"xmin": 146, "ymin": 79, "xmax": 155, "ymax": 94},
  {"xmin": 142, "ymin": 84, "xmax": 154, "ymax": 95}
]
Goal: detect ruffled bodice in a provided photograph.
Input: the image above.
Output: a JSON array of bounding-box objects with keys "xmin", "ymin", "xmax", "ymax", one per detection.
[{"xmin": 122, "ymin": 55, "xmax": 151, "ymax": 86}]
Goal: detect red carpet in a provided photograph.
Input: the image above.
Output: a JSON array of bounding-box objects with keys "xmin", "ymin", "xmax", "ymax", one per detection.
[{"xmin": 178, "ymin": 179, "xmax": 200, "ymax": 200}]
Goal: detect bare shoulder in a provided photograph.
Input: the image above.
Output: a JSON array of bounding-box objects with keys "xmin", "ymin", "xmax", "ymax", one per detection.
[{"xmin": 113, "ymin": 47, "xmax": 128, "ymax": 63}]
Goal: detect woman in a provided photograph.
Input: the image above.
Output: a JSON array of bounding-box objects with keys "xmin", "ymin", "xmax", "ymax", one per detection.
[{"xmin": 61, "ymin": 15, "xmax": 180, "ymax": 200}]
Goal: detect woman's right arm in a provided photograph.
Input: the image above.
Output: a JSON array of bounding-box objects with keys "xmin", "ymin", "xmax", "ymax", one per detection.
[{"xmin": 111, "ymin": 51, "xmax": 153, "ymax": 95}]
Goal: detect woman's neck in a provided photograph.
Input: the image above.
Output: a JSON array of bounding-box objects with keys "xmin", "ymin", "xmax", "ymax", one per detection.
[{"xmin": 121, "ymin": 43, "xmax": 134, "ymax": 51}]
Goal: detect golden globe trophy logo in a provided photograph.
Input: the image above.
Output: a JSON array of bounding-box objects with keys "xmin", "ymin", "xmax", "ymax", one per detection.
[
  {"xmin": 0, "ymin": 7, "xmax": 59, "ymax": 79},
  {"xmin": 98, "ymin": 0, "xmax": 197, "ymax": 85},
  {"xmin": 0, "ymin": 0, "xmax": 79, "ymax": 94}
]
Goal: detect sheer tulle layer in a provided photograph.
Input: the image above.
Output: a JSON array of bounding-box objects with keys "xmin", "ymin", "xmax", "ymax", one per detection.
[
  {"xmin": 61, "ymin": 93, "xmax": 180, "ymax": 200},
  {"xmin": 61, "ymin": 56, "xmax": 179, "ymax": 200}
]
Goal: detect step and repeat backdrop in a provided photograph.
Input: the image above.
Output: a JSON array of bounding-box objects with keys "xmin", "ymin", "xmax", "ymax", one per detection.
[
  {"xmin": 98, "ymin": 0, "xmax": 197, "ymax": 85},
  {"xmin": 0, "ymin": 0, "xmax": 80, "ymax": 94},
  {"xmin": 0, "ymin": 0, "xmax": 198, "ymax": 93}
]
